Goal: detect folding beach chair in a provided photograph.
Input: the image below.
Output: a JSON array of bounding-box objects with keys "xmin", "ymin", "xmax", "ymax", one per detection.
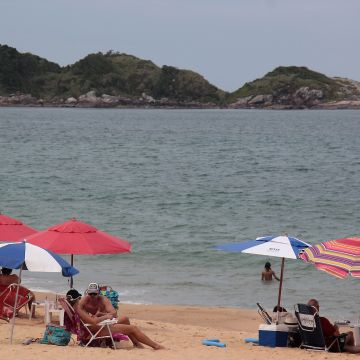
[
  {"xmin": 294, "ymin": 303, "xmax": 346, "ymax": 352},
  {"xmin": 59, "ymin": 298, "xmax": 127, "ymax": 349},
  {"xmin": 256, "ymin": 302, "xmax": 272, "ymax": 324},
  {"xmin": 0, "ymin": 283, "xmax": 33, "ymax": 321}
]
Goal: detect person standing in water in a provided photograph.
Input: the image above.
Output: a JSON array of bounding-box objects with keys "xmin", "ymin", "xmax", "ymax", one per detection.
[{"xmin": 261, "ymin": 262, "xmax": 280, "ymax": 281}]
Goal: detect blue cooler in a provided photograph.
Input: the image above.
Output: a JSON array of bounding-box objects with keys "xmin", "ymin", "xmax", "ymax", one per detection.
[{"xmin": 259, "ymin": 324, "xmax": 288, "ymax": 347}]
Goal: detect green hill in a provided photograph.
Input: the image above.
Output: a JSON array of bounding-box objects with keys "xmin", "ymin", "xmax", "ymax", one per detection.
[
  {"xmin": 0, "ymin": 45, "xmax": 225, "ymax": 104},
  {"xmin": 228, "ymin": 66, "xmax": 360, "ymax": 107},
  {"xmin": 0, "ymin": 44, "xmax": 60, "ymax": 97},
  {"xmin": 1, "ymin": 45, "xmax": 359, "ymax": 108}
]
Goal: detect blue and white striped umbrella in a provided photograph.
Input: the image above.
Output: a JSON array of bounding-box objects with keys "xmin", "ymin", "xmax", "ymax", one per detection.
[
  {"xmin": 0, "ymin": 241, "xmax": 78, "ymax": 277},
  {"xmin": 216, "ymin": 235, "xmax": 310, "ymax": 259},
  {"xmin": 0, "ymin": 241, "xmax": 78, "ymax": 343},
  {"xmin": 216, "ymin": 235, "xmax": 310, "ymax": 313}
]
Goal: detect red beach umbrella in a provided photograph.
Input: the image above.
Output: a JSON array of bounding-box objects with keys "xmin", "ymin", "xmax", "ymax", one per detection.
[
  {"xmin": 27, "ymin": 218, "xmax": 131, "ymax": 255},
  {"xmin": 26, "ymin": 218, "xmax": 132, "ymax": 286},
  {"xmin": 0, "ymin": 213, "xmax": 37, "ymax": 242}
]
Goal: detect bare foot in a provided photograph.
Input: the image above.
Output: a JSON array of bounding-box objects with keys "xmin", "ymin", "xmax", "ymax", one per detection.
[{"xmin": 154, "ymin": 344, "xmax": 166, "ymax": 350}]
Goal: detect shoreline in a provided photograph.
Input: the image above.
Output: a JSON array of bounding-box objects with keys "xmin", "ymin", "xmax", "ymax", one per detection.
[
  {"xmin": 33, "ymin": 291, "xmax": 259, "ymax": 330},
  {"xmin": 1, "ymin": 102, "xmax": 360, "ymax": 110},
  {"xmin": 0, "ymin": 290, "xmax": 356, "ymax": 359}
]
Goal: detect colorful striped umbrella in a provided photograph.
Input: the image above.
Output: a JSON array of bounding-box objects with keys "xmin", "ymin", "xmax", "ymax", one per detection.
[{"xmin": 299, "ymin": 237, "xmax": 360, "ymax": 279}]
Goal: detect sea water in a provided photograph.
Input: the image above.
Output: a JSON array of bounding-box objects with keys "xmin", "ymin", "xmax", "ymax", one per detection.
[{"xmin": 1, "ymin": 107, "xmax": 359, "ymax": 319}]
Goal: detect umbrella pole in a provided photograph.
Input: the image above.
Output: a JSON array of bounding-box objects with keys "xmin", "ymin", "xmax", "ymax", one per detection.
[
  {"xmin": 70, "ymin": 254, "xmax": 74, "ymax": 288},
  {"xmin": 276, "ymin": 257, "xmax": 285, "ymax": 322},
  {"xmin": 10, "ymin": 266, "xmax": 23, "ymax": 344}
]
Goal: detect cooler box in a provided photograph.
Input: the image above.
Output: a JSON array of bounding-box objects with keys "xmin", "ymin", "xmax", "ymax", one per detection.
[{"xmin": 259, "ymin": 324, "xmax": 289, "ymax": 347}]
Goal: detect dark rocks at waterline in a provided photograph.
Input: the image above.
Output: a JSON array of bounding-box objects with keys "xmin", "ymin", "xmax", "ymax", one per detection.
[
  {"xmin": 0, "ymin": 91, "xmax": 219, "ymax": 109},
  {"xmin": 1, "ymin": 89, "xmax": 360, "ymax": 109}
]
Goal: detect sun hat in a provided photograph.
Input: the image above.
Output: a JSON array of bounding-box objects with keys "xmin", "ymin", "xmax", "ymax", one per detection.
[
  {"xmin": 66, "ymin": 289, "xmax": 82, "ymax": 301},
  {"xmin": 87, "ymin": 282, "xmax": 100, "ymax": 294},
  {"xmin": 284, "ymin": 313, "xmax": 298, "ymax": 325}
]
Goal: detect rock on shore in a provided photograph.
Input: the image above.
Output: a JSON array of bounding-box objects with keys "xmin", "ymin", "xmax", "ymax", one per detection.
[{"xmin": 0, "ymin": 91, "xmax": 218, "ymax": 109}]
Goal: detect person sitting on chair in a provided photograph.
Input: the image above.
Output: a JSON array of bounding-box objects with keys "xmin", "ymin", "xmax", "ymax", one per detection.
[
  {"xmin": 80, "ymin": 283, "xmax": 129, "ymax": 324},
  {"xmin": 272, "ymin": 305, "xmax": 287, "ymax": 323},
  {"xmin": 0, "ymin": 267, "xmax": 19, "ymax": 285},
  {"xmin": 0, "ymin": 267, "xmax": 36, "ymax": 316},
  {"xmin": 307, "ymin": 299, "xmax": 359, "ymax": 353},
  {"xmin": 273, "ymin": 305, "xmax": 287, "ymax": 313},
  {"xmin": 67, "ymin": 289, "xmax": 164, "ymax": 350}
]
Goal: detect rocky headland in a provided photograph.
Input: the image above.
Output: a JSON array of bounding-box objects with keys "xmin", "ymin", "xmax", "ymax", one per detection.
[{"xmin": 1, "ymin": 44, "xmax": 359, "ymax": 109}]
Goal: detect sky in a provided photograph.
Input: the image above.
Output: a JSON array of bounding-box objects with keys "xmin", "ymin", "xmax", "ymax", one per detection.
[{"xmin": 1, "ymin": 0, "xmax": 359, "ymax": 92}]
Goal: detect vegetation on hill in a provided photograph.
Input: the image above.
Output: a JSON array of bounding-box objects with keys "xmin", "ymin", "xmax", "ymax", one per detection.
[
  {"xmin": 228, "ymin": 66, "xmax": 357, "ymax": 104},
  {"xmin": 1, "ymin": 45, "xmax": 359, "ymax": 108},
  {"xmin": 0, "ymin": 45, "xmax": 225, "ymax": 104},
  {"xmin": 0, "ymin": 45, "xmax": 60, "ymax": 97}
]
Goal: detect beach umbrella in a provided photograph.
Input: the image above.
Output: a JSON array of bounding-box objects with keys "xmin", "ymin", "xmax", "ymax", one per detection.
[
  {"xmin": 299, "ymin": 237, "xmax": 360, "ymax": 279},
  {"xmin": 26, "ymin": 218, "xmax": 131, "ymax": 287},
  {"xmin": 0, "ymin": 241, "xmax": 79, "ymax": 343},
  {"xmin": 216, "ymin": 235, "xmax": 310, "ymax": 312},
  {"xmin": 0, "ymin": 213, "xmax": 37, "ymax": 242}
]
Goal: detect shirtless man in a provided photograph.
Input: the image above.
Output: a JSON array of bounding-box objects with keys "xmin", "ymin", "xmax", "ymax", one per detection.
[
  {"xmin": 0, "ymin": 267, "xmax": 36, "ymax": 315},
  {"xmin": 68, "ymin": 288, "xmax": 164, "ymax": 350},
  {"xmin": 79, "ymin": 283, "xmax": 129, "ymax": 323},
  {"xmin": 261, "ymin": 262, "xmax": 280, "ymax": 281},
  {"xmin": 78, "ymin": 283, "xmax": 142, "ymax": 347}
]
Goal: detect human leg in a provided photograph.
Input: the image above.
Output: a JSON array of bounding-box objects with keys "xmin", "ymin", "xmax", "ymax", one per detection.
[
  {"xmin": 28, "ymin": 292, "xmax": 36, "ymax": 317},
  {"xmin": 116, "ymin": 316, "xmax": 144, "ymax": 347},
  {"xmin": 107, "ymin": 323, "xmax": 164, "ymax": 350},
  {"xmin": 345, "ymin": 331, "xmax": 354, "ymax": 346},
  {"xmin": 117, "ymin": 315, "xmax": 130, "ymax": 324}
]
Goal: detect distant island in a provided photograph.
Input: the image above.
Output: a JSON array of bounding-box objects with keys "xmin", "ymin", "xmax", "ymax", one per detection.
[{"xmin": 0, "ymin": 44, "xmax": 360, "ymax": 109}]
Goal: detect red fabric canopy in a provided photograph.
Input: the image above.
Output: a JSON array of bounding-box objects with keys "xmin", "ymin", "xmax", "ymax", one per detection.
[
  {"xmin": 0, "ymin": 213, "xmax": 37, "ymax": 241},
  {"xmin": 26, "ymin": 218, "xmax": 131, "ymax": 255}
]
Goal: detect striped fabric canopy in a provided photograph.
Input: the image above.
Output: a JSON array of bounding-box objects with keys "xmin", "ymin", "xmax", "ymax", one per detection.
[
  {"xmin": 299, "ymin": 237, "xmax": 360, "ymax": 279},
  {"xmin": 0, "ymin": 241, "xmax": 79, "ymax": 276},
  {"xmin": 216, "ymin": 235, "xmax": 309, "ymax": 259}
]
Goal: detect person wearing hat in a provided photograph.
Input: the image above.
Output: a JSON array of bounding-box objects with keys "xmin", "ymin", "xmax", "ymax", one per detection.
[
  {"xmin": 66, "ymin": 288, "xmax": 164, "ymax": 350},
  {"xmin": 261, "ymin": 262, "xmax": 280, "ymax": 281},
  {"xmin": 79, "ymin": 283, "xmax": 142, "ymax": 348},
  {"xmin": 81, "ymin": 283, "xmax": 119, "ymax": 318}
]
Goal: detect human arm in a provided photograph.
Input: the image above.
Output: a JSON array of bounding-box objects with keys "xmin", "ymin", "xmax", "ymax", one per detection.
[
  {"xmin": 100, "ymin": 296, "xmax": 117, "ymax": 317},
  {"xmin": 272, "ymin": 271, "xmax": 280, "ymax": 281},
  {"xmin": 76, "ymin": 302, "xmax": 113, "ymax": 325}
]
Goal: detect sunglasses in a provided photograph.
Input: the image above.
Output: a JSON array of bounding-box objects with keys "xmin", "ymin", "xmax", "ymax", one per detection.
[{"xmin": 89, "ymin": 292, "xmax": 99, "ymax": 296}]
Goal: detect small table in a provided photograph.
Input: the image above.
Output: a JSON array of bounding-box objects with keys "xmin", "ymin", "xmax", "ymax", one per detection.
[
  {"xmin": 30, "ymin": 301, "xmax": 64, "ymax": 326},
  {"xmin": 29, "ymin": 302, "xmax": 45, "ymax": 320}
]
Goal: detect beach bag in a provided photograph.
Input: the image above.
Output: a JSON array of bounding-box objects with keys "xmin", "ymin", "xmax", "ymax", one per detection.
[
  {"xmin": 100, "ymin": 286, "xmax": 119, "ymax": 309},
  {"xmin": 40, "ymin": 324, "xmax": 71, "ymax": 346}
]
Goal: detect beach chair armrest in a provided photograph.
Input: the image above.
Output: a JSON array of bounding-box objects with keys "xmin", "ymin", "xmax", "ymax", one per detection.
[{"xmin": 99, "ymin": 319, "xmax": 118, "ymax": 325}]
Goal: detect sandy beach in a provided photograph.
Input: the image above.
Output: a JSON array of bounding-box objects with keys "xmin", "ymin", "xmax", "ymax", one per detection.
[{"xmin": 0, "ymin": 291, "xmax": 357, "ymax": 360}]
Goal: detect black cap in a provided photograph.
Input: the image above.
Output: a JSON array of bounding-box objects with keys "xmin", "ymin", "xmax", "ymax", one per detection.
[{"xmin": 66, "ymin": 289, "xmax": 82, "ymax": 301}]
